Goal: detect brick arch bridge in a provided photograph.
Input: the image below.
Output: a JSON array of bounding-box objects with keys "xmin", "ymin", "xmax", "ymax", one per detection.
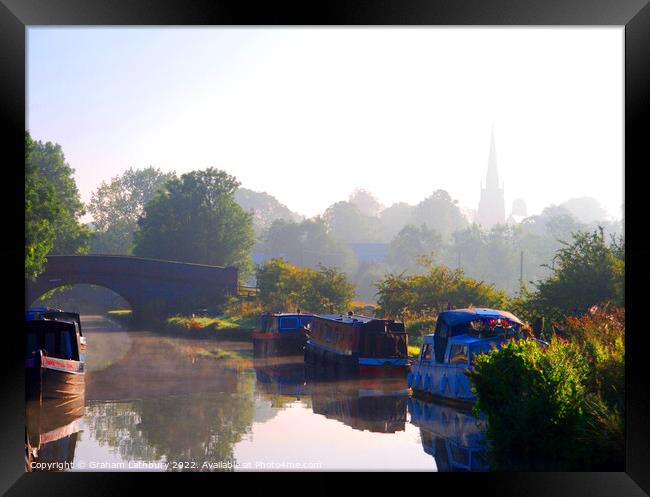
[{"xmin": 27, "ymin": 255, "xmax": 238, "ymax": 326}]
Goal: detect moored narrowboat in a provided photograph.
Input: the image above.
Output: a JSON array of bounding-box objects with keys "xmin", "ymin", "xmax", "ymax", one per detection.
[
  {"xmin": 408, "ymin": 308, "xmax": 544, "ymax": 404},
  {"xmin": 304, "ymin": 313, "xmax": 409, "ymax": 377},
  {"xmin": 25, "ymin": 319, "xmax": 86, "ymax": 402},
  {"xmin": 252, "ymin": 311, "xmax": 314, "ymax": 355}
]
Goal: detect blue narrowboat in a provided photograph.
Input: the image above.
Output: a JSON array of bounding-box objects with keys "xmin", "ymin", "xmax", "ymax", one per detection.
[
  {"xmin": 252, "ymin": 311, "xmax": 314, "ymax": 355},
  {"xmin": 407, "ymin": 308, "xmax": 537, "ymax": 404}
]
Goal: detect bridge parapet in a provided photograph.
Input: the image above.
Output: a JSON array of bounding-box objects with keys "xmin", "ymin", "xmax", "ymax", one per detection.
[{"xmin": 27, "ymin": 255, "xmax": 239, "ymax": 324}]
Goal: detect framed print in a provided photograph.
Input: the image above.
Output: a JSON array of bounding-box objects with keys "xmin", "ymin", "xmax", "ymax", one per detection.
[{"xmin": 2, "ymin": 0, "xmax": 648, "ymax": 494}]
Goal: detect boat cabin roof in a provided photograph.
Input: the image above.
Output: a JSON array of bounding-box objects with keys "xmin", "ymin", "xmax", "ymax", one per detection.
[
  {"xmin": 438, "ymin": 308, "xmax": 523, "ymax": 326},
  {"xmin": 264, "ymin": 312, "xmax": 314, "ymax": 318},
  {"xmin": 26, "ymin": 319, "xmax": 79, "ymax": 335},
  {"xmin": 448, "ymin": 334, "xmax": 504, "ymax": 346},
  {"xmin": 421, "ymin": 331, "xmax": 512, "ymax": 346},
  {"xmin": 315, "ymin": 313, "xmax": 399, "ymax": 326}
]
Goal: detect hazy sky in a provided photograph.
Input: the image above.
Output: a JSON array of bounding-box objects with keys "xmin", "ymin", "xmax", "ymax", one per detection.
[{"xmin": 27, "ymin": 27, "xmax": 624, "ymax": 221}]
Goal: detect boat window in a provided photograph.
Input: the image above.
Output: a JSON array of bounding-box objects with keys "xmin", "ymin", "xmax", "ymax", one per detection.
[
  {"xmin": 300, "ymin": 316, "xmax": 313, "ymax": 327},
  {"xmin": 421, "ymin": 343, "xmax": 433, "ymax": 362},
  {"xmin": 44, "ymin": 333, "xmax": 56, "ymax": 356},
  {"xmin": 469, "ymin": 340, "xmax": 501, "ymax": 365},
  {"xmin": 279, "ymin": 317, "xmax": 299, "ymax": 331},
  {"xmin": 449, "ymin": 344, "xmax": 469, "ymax": 364},
  {"xmin": 59, "ymin": 330, "xmax": 73, "ymax": 360},
  {"xmin": 26, "ymin": 333, "xmax": 38, "ymax": 356},
  {"xmin": 326, "ymin": 326, "xmax": 332, "ymax": 343},
  {"xmin": 434, "ymin": 320, "xmax": 449, "ymax": 363}
]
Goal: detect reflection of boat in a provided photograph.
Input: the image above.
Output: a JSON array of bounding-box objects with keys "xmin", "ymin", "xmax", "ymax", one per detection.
[
  {"xmin": 408, "ymin": 309, "xmax": 534, "ymax": 404},
  {"xmin": 308, "ymin": 372, "xmax": 408, "ymax": 433},
  {"xmin": 408, "ymin": 397, "xmax": 488, "ymax": 471},
  {"xmin": 25, "ymin": 319, "xmax": 85, "ymax": 402},
  {"xmin": 304, "ymin": 314, "xmax": 409, "ymax": 377},
  {"xmin": 25, "ymin": 395, "xmax": 85, "ymax": 472},
  {"xmin": 252, "ymin": 312, "xmax": 314, "ymax": 356},
  {"xmin": 253, "ymin": 354, "xmax": 308, "ymax": 399}
]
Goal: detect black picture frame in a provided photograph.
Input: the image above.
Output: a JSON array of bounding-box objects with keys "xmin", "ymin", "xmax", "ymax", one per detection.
[{"xmin": 2, "ymin": 0, "xmax": 648, "ymax": 494}]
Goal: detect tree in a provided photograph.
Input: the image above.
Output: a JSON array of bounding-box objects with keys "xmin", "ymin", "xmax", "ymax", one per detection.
[
  {"xmin": 303, "ymin": 264, "xmax": 356, "ymax": 313},
  {"xmin": 322, "ymin": 201, "xmax": 379, "ymax": 243},
  {"xmin": 531, "ymin": 227, "xmax": 624, "ymax": 314},
  {"xmin": 348, "ymin": 188, "xmax": 383, "ymax": 217},
  {"xmin": 386, "ymin": 224, "xmax": 442, "ymax": 274},
  {"xmin": 234, "ymin": 188, "xmax": 303, "ymax": 237},
  {"xmin": 377, "ymin": 202, "xmax": 415, "ymax": 241},
  {"xmin": 256, "ymin": 258, "xmax": 355, "ymax": 313},
  {"xmin": 133, "ymin": 168, "xmax": 255, "ymax": 277},
  {"xmin": 560, "ymin": 197, "xmax": 608, "ymax": 224},
  {"xmin": 88, "ymin": 167, "xmax": 176, "ymax": 254},
  {"xmin": 261, "ymin": 218, "xmax": 357, "ymax": 273},
  {"xmin": 25, "ymin": 132, "xmax": 90, "ymax": 279},
  {"xmin": 409, "ymin": 190, "xmax": 468, "ymax": 240},
  {"xmin": 256, "ymin": 258, "xmax": 309, "ymax": 312},
  {"xmin": 375, "ymin": 260, "xmax": 508, "ymax": 320}
]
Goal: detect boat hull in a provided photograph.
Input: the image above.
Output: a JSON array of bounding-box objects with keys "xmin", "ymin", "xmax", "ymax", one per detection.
[
  {"xmin": 26, "ymin": 362, "xmax": 85, "ymax": 403},
  {"xmin": 407, "ymin": 362, "xmax": 475, "ymax": 404},
  {"xmin": 305, "ymin": 342, "xmax": 409, "ymax": 378}
]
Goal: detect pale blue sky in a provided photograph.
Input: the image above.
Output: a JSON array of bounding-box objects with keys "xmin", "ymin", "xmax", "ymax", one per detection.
[{"xmin": 27, "ymin": 27, "xmax": 624, "ymax": 220}]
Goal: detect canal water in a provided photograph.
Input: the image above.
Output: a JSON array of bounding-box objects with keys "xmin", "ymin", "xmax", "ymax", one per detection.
[{"xmin": 26, "ymin": 315, "xmax": 489, "ymax": 472}]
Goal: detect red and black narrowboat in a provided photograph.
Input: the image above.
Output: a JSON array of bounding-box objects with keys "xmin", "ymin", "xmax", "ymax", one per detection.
[
  {"xmin": 304, "ymin": 313, "xmax": 409, "ymax": 377},
  {"xmin": 25, "ymin": 319, "xmax": 85, "ymax": 402},
  {"xmin": 252, "ymin": 311, "xmax": 314, "ymax": 355}
]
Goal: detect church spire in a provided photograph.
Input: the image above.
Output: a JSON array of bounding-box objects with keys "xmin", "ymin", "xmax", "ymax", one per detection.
[{"xmin": 486, "ymin": 127, "xmax": 499, "ymax": 190}]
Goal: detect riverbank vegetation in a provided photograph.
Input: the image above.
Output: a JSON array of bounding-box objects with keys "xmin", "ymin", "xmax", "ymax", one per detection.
[
  {"xmin": 469, "ymin": 306, "xmax": 624, "ymax": 470},
  {"xmin": 464, "ymin": 228, "xmax": 625, "ymax": 471},
  {"xmin": 256, "ymin": 258, "xmax": 355, "ymax": 314},
  {"xmin": 25, "ymin": 131, "xmax": 91, "ymax": 279}
]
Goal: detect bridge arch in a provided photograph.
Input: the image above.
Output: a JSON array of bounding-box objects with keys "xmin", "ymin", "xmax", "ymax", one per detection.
[
  {"xmin": 28, "ymin": 283, "xmax": 133, "ymax": 314},
  {"xmin": 27, "ymin": 255, "xmax": 238, "ymax": 326}
]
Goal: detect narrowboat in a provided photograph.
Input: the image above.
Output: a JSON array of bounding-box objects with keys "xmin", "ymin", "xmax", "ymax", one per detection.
[
  {"xmin": 304, "ymin": 313, "xmax": 409, "ymax": 377},
  {"xmin": 25, "ymin": 319, "xmax": 86, "ymax": 402},
  {"xmin": 252, "ymin": 311, "xmax": 314, "ymax": 355},
  {"xmin": 407, "ymin": 308, "xmax": 543, "ymax": 404},
  {"xmin": 408, "ymin": 396, "xmax": 488, "ymax": 471}
]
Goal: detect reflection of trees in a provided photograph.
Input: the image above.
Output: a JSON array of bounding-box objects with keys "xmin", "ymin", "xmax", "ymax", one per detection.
[{"xmin": 85, "ymin": 372, "xmax": 256, "ymax": 471}]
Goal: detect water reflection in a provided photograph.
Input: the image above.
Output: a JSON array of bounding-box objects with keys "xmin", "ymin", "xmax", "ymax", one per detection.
[
  {"xmin": 26, "ymin": 315, "xmax": 488, "ymax": 471},
  {"xmin": 83, "ymin": 373, "xmax": 255, "ymax": 471},
  {"xmin": 408, "ymin": 397, "xmax": 489, "ymax": 471},
  {"xmin": 25, "ymin": 396, "xmax": 85, "ymax": 472}
]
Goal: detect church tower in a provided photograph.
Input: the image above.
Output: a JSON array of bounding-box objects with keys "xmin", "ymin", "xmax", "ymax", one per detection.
[{"xmin": 476, "ymin": 130, "xmax": 506, "ymax": 228}]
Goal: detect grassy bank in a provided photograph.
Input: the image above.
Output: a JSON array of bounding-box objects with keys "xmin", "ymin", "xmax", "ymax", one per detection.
[
  {"xmin": 163, "ymin": 313, "xmax": 256, "ymax": 340},
  {"xmin": 106, "ymin": 309, "xmax": 133, "ymax": 327}
]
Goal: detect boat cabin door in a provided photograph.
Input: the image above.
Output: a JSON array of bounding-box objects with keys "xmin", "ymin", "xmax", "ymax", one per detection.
[{"xmin": 434, "ymin": 318, "xmax": 450, "ymax": 363}]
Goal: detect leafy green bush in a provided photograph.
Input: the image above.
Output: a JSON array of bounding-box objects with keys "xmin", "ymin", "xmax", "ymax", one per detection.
[
  {"xmin": 375, "ymin": 261, "xmax": 508, "ymax": 319},
  {"xmin": 256, "ymin": 258, "xmax": 355, "ymax": 313},
  {"xmin": 468, "ymin": 306, "xmax": 624, "ymax": 470}
]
